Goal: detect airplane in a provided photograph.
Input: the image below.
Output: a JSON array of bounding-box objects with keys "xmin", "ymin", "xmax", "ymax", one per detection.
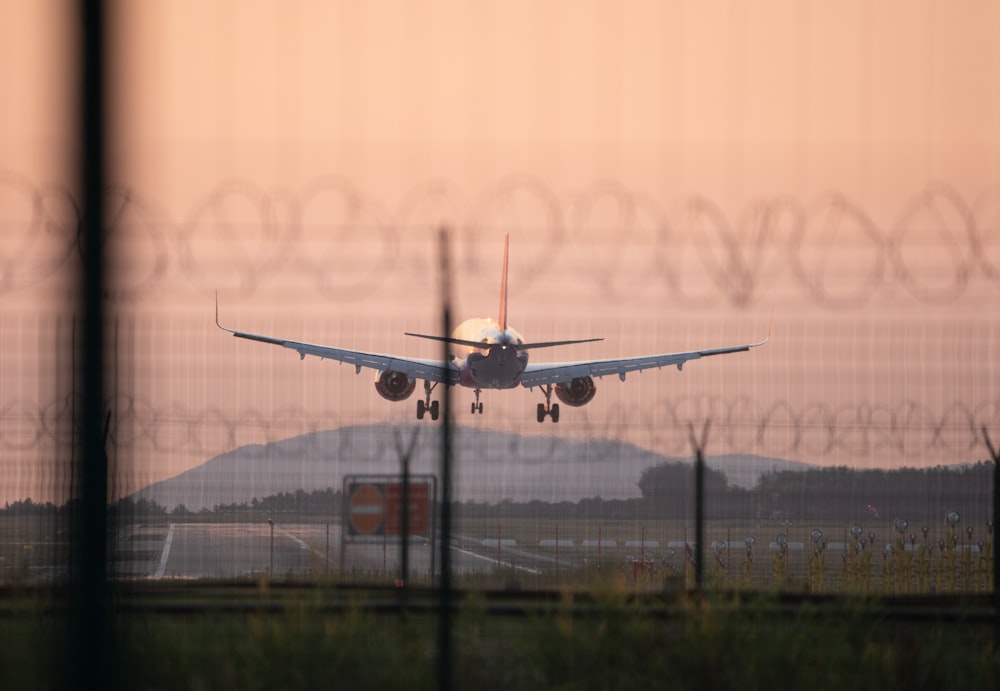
[{"xmin": 215, "ymin": 235, "xmax": 769, "ymax": 423}]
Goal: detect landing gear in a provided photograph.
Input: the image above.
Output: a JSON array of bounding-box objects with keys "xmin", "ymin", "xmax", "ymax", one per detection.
[
  {"xmin": 470, "ymin": 389, "xmax": 484, "ymax": 415},
  {"xmin": 536, "ymin": 385, "xmax": 560, "ymax": 423},
  {"xmin": 416, "ymin": 399, "xmax": 439, "ymax": 421},
  {"xmin": 417, "ymin": 381, "xmax": 440, "ymax": 421}
]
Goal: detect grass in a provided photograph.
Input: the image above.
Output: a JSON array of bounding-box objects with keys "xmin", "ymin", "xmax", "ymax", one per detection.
[
  {"xmin": 3, "ymin": 514, "xmax": 997, "ymax": 688},
  {"xmin": 2, "ymin": 585, "xmax": 998, "ymax": 690}
]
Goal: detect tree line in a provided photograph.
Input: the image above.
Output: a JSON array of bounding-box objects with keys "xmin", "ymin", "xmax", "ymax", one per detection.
[{"xmin": 2, "ymin": 460, "xmax": 994, "ymax": 524}]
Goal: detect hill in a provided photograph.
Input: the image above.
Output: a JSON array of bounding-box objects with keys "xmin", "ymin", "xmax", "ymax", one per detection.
[{"xmin": 131, "ymin": 424, "xmax": 813, "ymax": 512}]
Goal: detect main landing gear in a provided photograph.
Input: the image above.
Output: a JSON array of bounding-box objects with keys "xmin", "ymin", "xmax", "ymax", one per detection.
[
  {"xmin": 470, "ymin": 388, "xmax": 484, "ymax": 415},
  {"xmin": 536, "ymin": 384, "xmax": 560, "ymax": 423},
  {"xmin": 416, "ymin": 381, "xmax": 439, "ymax": 421}
]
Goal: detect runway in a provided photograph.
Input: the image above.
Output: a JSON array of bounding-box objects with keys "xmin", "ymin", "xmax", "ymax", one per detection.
[{"xmin": 113, "ymin": 521, "xmax": 526, "ymax": 581}]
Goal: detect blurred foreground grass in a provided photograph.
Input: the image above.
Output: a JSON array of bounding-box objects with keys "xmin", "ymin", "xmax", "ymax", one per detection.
[{"xmin": 2, "ymin": 585, "xmax": 998, "ymax": 690}]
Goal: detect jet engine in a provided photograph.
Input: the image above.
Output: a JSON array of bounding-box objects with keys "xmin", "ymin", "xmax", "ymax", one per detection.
[
  {"xmin": 374, "ymin": 370, "xmax": 416, "ymax": 401},
  {"xmin": 554, "ymin": 376, "xmax": 597, "ymax": 407}
]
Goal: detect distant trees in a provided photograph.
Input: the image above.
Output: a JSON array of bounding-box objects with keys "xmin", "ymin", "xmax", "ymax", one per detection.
[
  {"xmin": 754, "ymin": 462, "xmax": 995, "ymax": 522},
  {"xmin": 212, "ymin": 488, "xmax": 342, "ymax": 515},
  {"xmin": 637, "ymin": 461, "xmax": 729, "ymax": 498},
  {"xmin": 637, "ymin": 462, "xmax": 754, "ymax": 519},
  {"xmin": 108, "ymin": 497, "xmax": 167, "ymax": 518},
  {"xmin": 1, "ymin": 462, "xmax": 992, "ymax": 524},
  {"xmin": 0, "ymin": 498, "xmax": 60, "ymax": 515}
]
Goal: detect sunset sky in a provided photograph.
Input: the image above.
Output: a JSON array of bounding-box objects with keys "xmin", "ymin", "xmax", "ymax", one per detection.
[{"xmin": 1, "ymin": 1, "xmax": 998, "ymax": 504}]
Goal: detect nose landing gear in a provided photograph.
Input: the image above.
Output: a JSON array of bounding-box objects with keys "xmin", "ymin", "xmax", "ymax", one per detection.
[{"xmin": 470, "ymin": 388, "xmax": 484, "ymax": 415}]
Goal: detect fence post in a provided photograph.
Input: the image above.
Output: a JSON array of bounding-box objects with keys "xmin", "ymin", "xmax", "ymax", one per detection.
[
  {"xmin": 73, "ymin": 3, "xmax": 111, "ymax": 690},
  {"xmin": 982, "ymin": 428, "xmax": 998, "ymax": 635},
  {"xmin": 689, "ymin": 421, "xmax": 710, "ymax": 592},
  {"xmin": 437, "ymin": 228, "xmax": 454, "ymax": 691}
]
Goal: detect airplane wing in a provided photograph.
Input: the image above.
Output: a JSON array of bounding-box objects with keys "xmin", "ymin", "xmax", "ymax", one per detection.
[
  {"xmin": 216, "ymin": 307, "xmax": 458, "ymax": 385},
  {"xmin": 519, "ymin": 336, "xmax": 769, "ymax": 388}
]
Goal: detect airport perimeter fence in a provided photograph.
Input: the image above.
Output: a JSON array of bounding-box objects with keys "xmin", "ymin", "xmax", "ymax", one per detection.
[
  {"xmin": 3, "ymin": 158, "xmax": 1000, "ymax": 591},
  {"xmin": 3, "ymin": 129, "xmax": 1000, "ymax": 594},
  {"xmin": 3, "ymin": 4, "xmax": 1000, "ymax": 690}
]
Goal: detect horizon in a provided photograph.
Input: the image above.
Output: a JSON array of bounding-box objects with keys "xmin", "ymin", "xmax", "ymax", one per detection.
[{"xmin": 122, "ymin": 423, "xmax": 986, "ymax": 513}]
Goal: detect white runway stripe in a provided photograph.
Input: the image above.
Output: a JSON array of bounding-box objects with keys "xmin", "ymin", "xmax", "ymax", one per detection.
[{"xmin": 152, "ymin": 523, "xmax": 175, "ymax": 580}]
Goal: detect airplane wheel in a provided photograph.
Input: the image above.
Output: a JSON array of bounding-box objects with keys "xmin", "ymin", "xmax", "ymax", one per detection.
[
  {"xmin": 537, "ymin": 403, "xmax": 546, "ymax": 423},
  {"xmin": 470, "ymin": 402, "xmax": 477, "ymax": 415},
  {"xmin": 417, "ymin": 400, "xmax": 426, "ymax": 420},
  {"xmin": 430, "ymin": 400, "xmax": 440, "ymax": 421},
  {"xmin": 477, "ymin": 402, "xmax": 484, "ymax": 414},
  {"xmin": 551, "ymin": 403, "xmax": 560, "ymax": 423}
]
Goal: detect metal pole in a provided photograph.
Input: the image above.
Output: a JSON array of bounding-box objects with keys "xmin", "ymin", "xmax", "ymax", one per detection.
[
  {"xmin": 695, "ymin": 457, "xmax": 704, "ymax": 589},
  {"xmin": 268, "ymin": 518, "xmax": 274, "ymax": 576},
  {"xmin": 689, "ymin": 421, "xmax": 710, "ymax": 592},
  {"xmin": 555, "ymin": 524, "xmax": 560, "ymax": 580},
  {"xmin": 982, "ymin": 428, "xmax": 999, "ymax": 635},
  {"xmin": 73, "ymin": 3, "xmax": 110, "ymax": 690},
  {"xmin": 598, "ymin": 525, "xmax": 602, "ymax": 568},
  {"xmin": 394, "ymin": 426, "xmax": 419, "ymax": 589},
  {"xmin": 437, "ymin": 228, "xmax": 454, "ymax": 691},
  {"xmin": 401, "ymin": 455, "xmax": 409, "ymax": 585}
]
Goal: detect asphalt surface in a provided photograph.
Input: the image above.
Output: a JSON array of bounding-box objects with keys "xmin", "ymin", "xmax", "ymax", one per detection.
[{"xmin": 113, "ymin": 522, "xmax": 526, "ymax": 581}]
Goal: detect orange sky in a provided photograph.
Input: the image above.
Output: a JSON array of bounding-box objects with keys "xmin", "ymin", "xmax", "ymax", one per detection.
[{"xmin": 1, "ymin": 1, "xmax": 999, "ymax": 504}]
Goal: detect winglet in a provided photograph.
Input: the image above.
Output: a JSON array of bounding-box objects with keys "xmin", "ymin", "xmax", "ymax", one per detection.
[
  {"xmin": 498, "ymin": 234, "xmax": 509, "ymax": 331},
  {"xmin": 754, "ymin": 311, "xmax": 774, "ymax": 348},
  {"xmin": 215, "ymin": 291, "xmax": 233, "ymax": 334}
]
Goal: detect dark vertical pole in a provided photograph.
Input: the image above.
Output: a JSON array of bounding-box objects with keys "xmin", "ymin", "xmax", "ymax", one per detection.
[
  {"xmin": 75, "ymin": 2, "xmax": 109, "ymax": 691},
  {"xmin": 437, "ymin": 228, "xmax": 454, "ymax": 691},
  {"xmin": 339, "ymin": 479, "xmax": 346, "ymax": 576},
  {"xmin": 694, "ymin": 450, "xmax": 704, "ymax": 590},
  {"xmin": 689, "ymin": 422, "xmax": 710, "ymax": 593},
  {"xmin": 268, "ymin": 518, "xmax": 274, "ymax": 576},
  {"xmin": 555, "ymin": 524, "xmax": 560, "ymax": 581},
  {"xmin": 395, "ymin": 426, "xmax": 419, "ymax": 591},
  {"xmin": 982, "ymin": 428, "xmax": 999, "ymax": 637},
  {"xmin": 402, "ymin": 454, "xmax": 410, "ymax": 585}
]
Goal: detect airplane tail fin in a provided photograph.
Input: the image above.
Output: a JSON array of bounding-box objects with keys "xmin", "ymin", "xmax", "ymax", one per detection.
[
  {"xmin": 404, "ymin": 233, "xmax": 603, "ymax": 349},
  {"xmin": 498, "ymin": 233, "xmax": 509, "ymax": 331}
]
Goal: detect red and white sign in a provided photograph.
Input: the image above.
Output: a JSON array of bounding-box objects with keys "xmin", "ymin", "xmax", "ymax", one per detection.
[
  {"xmin": 384, "ymin": 482, "xmax": 430, "ymax": 535},
  {"xmin": 344, "ymin": 476, "xmax": 435, "ymax": 538},
  {"xmin": 348, "ymin": 483, "xmax": 384, "ymax": 535}
]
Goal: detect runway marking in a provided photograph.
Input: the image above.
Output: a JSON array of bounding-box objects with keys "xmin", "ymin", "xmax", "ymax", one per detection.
[
  {"xmin": 152, "ymin": 523, "xmax": 175, "ymax": 580},
  {"xmin": 452, "ymin": 546, "xmax": 541, "ymax": 575},
  {"xmin": 276, "ymin": 526, "xmax": 326, "ymax": 559}
]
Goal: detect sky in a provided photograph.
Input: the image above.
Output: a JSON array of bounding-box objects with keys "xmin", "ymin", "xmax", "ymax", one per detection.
[{"xmin": 1, "ymin": 0, "xmax": 999, "ymax": 505}]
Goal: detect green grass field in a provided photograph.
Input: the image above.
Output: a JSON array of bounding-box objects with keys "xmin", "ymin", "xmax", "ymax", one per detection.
[{"xmin": 2, "ymin": 584, "xmax": 998, "ymax": 690}]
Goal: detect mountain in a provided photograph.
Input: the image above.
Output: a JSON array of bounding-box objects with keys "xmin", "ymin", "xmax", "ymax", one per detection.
[{"xmin": 130, "ymin": 424, "xmax": 813, "ymax": 511}]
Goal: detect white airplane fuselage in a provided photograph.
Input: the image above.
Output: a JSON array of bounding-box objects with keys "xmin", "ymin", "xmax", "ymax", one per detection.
[
  {"xmin": 216, "ymin": 233, "xmax": 767, "ymax": 423},
  {"xmin": 451, "ymin": 317, "xmax": 529, "ymax": 389}
]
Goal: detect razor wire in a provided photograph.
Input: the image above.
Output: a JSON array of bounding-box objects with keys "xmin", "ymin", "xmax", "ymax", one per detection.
[
  {"xmin": 3, "ymin": 392, "xmax": 998, "ymax": 461},
  {"xmin": 2, "ymin": 169, "xmax": 999, "ymax": 307}
]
